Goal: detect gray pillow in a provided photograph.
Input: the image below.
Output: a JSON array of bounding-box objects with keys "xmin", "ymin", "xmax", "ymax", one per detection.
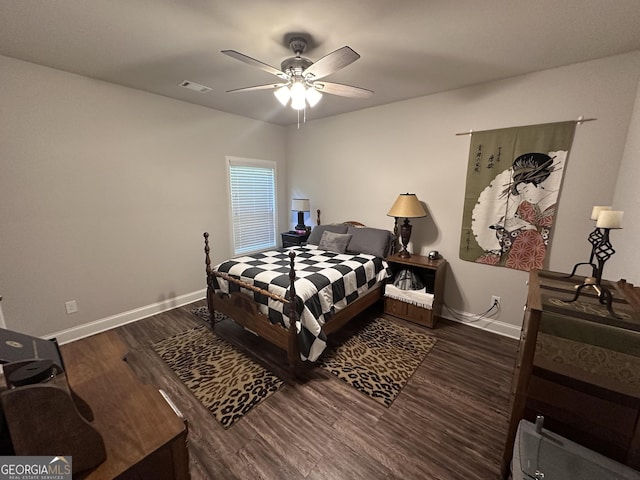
[
  {"xmin": 318, "ymin": 231, "xmax": 352, "ymax": 254},
  {"xmin": 346, "ymin": 226, "xmax": 392, "ymax": 257},
  {"xmin": 307, "ymin": 224, "xmax": 349, "ymax": 245}
]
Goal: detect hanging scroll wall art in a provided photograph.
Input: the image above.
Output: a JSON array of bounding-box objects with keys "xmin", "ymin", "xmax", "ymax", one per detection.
[{"xmin": 459, "ymin": 121, "xmax": 576, "ymax": 271}]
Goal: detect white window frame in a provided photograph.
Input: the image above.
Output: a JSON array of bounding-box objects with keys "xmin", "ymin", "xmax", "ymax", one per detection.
[{"xmin": 226, "ymin": 156, "xmax": 278, "ymax": 256}]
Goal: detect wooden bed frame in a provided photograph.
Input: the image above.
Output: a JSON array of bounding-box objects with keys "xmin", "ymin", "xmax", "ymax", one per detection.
[{"xmin": 202, "ymin": 214, "xmax": 386, "ymax": 373}]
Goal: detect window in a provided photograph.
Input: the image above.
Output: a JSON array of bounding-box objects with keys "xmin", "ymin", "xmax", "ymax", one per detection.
[{"xmin": 227, "ymin": 156, "xmax": 277, "ymax": 255}]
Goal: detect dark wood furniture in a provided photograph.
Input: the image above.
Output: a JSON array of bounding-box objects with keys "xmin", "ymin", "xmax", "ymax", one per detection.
[
  {"xmin": 281, "ymin": 230, "xmax": 310, "ymax": 247},
  {"xmin": 0, "ymin": 369, "xmax": 107, "ymax": 476},
  {"xmin": 383, "ymin": 253, "xmax": 447, "ymax": 328},
  {"xmin": 0, "ymin": 328, "xmax": 107, "ymax": 475},
  {"xmin": 60, "ymin": 330, "xmax": 190, "ymax": 479},
  {"xmin": 501, "ymin": 269, "xmax": 640, "ymax": 478}
]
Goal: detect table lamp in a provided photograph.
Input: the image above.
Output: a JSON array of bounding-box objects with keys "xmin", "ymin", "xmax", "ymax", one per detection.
[
  {"xmin": 387, "ymin": 193, "xmax": 427, "ymax": 258},
  {"xmin": 291, "ymin": 198, "xmax": 310, "ymax": 232},
  {"xmin": 566, "ymin": 205, "xmax": 611, "ymax": 278},
  {"xmin": 566, "ymin": 209, "xmax": 624, "ymax": 318}
]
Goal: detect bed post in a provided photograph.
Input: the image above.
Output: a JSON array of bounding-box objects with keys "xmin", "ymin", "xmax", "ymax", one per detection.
[
  {"xmin": 203, "ymin": 232, "xmax": 214, "ymax": 327},
  {"xmin": 316, "ymin": 209, "xmax": 321, "ymax": 226},
  {"xmin": 286, "ymin": 250, "xmax": 301, "ymax": 371}
]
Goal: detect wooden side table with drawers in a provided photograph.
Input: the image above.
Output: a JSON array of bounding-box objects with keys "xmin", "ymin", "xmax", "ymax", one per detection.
[{"xmin": 383, "ymin": 253, "xmax": 447, "ymax": 328}]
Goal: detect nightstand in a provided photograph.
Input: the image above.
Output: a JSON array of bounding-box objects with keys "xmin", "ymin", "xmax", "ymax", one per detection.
[
  {"xmin": 281, "ymin": 231, "xmax": 310, "ymax": 248},
  {"xmin": 384, "ymin": 253, "xmax": 447, "ymax": 328}
]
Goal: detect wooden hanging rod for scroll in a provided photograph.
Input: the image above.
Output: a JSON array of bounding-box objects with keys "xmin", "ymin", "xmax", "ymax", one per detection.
[{"xmin": 455, "ymin": 117, "xmax": 597, "ymax": 136}]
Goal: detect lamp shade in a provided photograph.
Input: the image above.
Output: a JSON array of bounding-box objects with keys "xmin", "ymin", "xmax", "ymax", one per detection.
[
  {"xmin": 590, "ymin": 205, "xmax": 612, "ymax": 220},
  {"xmin": 290, "ymin": 82, "xmax": 307, "ymax": 110},
  {"xmin": 387, "ymin": 193, "xmax": 427, "ymax": 218},
  {"xmin": 305, "ymin": 87, "xmax": 322, "ymax": 107},
  {"xmin": 596, "ymin": 210, "xmax": 623, "ymax": 229},
  {"xmin": 291, "ymin": 198, "xmax": 310, "ymax": 212},
  {"xmin": 274, "ymin": 86, "xmax": 291, "ymax": 106}
]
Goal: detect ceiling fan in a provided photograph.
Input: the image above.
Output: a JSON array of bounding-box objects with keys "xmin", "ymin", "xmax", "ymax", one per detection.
[{"xmin": 222, "ymin": 36, "xmax": 373, "ymax": 110}]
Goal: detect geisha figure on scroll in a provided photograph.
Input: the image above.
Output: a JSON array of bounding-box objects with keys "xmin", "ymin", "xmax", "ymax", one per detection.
[{"xmin": 471, "ymin": 151, "xmax": 567, "ymax": 270}]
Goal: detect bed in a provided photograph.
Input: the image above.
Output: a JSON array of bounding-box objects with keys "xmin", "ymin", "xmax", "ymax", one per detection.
[{"xmin": 203, "ymin": 216, "xmax": 395, "ymax": 373}]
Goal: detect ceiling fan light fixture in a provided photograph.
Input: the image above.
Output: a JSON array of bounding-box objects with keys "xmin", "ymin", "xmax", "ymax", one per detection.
[
  {"xmin": 274, "ymin": 86, "xmax": 291, "ymax": 106},
  {"xmin": 290, "ymin": 82, "xmax": 307, "ymax": 110},
  {"xmin": 305, "ymin": 87, "xmax": 322, "ymax": 107},
  {"xmin": 223, "ymin": 37, "xmax": 370, "ymax": 115}
]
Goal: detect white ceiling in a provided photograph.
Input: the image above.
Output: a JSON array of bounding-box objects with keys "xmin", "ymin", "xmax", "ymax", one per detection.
[{"xmin": 2, "ymin": 0, "xmax": 640, "ymax": 126}]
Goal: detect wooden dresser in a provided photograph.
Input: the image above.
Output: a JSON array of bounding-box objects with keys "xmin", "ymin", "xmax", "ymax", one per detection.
[
  {"xmin": 501, "ymin": 269, "xmax": 640, "ymax": 478},
  {"xmin": 61, "ymin": 330, "xmax": 189, "ymax": 479}
]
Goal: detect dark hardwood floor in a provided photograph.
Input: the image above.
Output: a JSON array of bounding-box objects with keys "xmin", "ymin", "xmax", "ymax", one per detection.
[{"xmin": 112, "ymin": 300, "xmax": 518, "ymax": 480}]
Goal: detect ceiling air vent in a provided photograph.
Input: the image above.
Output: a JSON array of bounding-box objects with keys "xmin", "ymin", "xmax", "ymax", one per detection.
[{"xmin": 178, "ymin": 80, "xmax": 212, "ymax": 93}]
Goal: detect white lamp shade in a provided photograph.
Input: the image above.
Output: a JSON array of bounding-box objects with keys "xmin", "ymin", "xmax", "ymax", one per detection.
[
  {"xmin": 590, "ymin": 205, "xmax": 612, "ymax": 220},
  {"xmin": 274, "ymin": 86, "xmax": 291, "ymax": 106},
  {"xmin": 305, "ymin": 87, "xmax": 322, "ymax": 107},
  {"xmin": 290, "ymin": 82, "xmax": 306, "ymax": 110},
  {"xmin": 387, "ymin": 193, "xmax": 427, "ymax": 218},
  {"xmin": 291, "ymin": 198, "xmax": 310, "ymax": 212},
  {"xmin": 596, "ymin": 210, "xmax": 623, "ymax": 229}
]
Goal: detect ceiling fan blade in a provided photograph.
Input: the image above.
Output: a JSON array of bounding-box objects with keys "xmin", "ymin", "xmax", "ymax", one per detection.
[
  {"xmin": 226, "ymin": 83, "xmax": 288, "ymax": 93},
  {"xmin": 221, "ymin": 50, "xmax": 289, "ymax": 80},
  {"xmin": 303, "ymin": 46, "xmax": 360, "ymax": 80},
  {"xmin": 313, "ymin": 81, "xmax": 373, "ymax": 98}
]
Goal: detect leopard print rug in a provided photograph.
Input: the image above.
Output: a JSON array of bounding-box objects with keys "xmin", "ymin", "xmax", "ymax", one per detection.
[
  {"xmin": 152, "ymin": 325, "xmax": 283, "ymax": 429},
  {"xmin": 319, "ymin": 318, "xmax": 437, "ymax": 407},
  {"xmin": 190, "ymin": 306, "xmax": 225, "ymax": 324}
]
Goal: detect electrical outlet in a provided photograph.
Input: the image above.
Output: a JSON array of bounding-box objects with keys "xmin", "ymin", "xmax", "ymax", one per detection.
[
  {"xmin": 65, "ymin": 300, "xmax": 78, "ymax": 314},
  {"xmin": 491, "ymin": 296, "xmax": 501, "ymax": 308}
]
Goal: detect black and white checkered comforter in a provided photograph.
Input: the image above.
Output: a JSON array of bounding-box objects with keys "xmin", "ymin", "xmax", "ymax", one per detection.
[{"xmin": 212, "ymin": 245, "xmax": 391, "ymax": 361}]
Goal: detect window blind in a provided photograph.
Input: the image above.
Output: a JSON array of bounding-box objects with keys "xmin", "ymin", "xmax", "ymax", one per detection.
[{"xmin": 228, "ymin": 159, "xmax": 277, "ymax": 255}]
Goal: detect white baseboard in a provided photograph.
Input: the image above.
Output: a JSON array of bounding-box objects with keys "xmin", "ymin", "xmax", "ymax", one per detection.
[
  {"xmin": 49, "ymin": 289, "xmax": 207, "ymax": 345},
  {"xmin": 441, "ymin": 312, "xmax": 521, "ymax": 339},
  {"xmin": 49, "ymin": 291, "xmax": 520, "ymax": 346}
]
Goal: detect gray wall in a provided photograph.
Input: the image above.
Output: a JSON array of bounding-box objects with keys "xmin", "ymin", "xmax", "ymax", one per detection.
[
  {"xmin": 286, "ymin": 51, "xmax": 640, "ymax": 336},
  {"xmin": 610, "ymin": 76, "xmax": 640, "ymax": 283},
  {"xmin": 2, "ymin": 50, "xmax": 639, "ymax": 342},
  {"xmin": 0, "ymin": 55, "xmax": 286, "ymax": 340}
]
